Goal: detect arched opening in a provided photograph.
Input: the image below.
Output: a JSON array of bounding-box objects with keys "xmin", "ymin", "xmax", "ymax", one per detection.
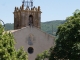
[
  {"xmin": 28, "ymin": 47, "xmax": 34, "ymax": 54},
  {"xmin": 29, "ymin": 15, "xmax": 33, "ymax": 26},
  {"xmin": 16, "ymin": 21, "xmax": 19, "ymax": 29}
]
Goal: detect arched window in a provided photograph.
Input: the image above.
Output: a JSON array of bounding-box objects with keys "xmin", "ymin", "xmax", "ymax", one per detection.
[{"xmin": 29, "ymin": 15, "xmax": 33, "ymax": 26}]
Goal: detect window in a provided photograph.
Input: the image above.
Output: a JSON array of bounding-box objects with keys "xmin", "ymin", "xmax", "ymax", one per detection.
[
  {"xmin": 28, "ymin": 47, "xmax": 34, "ymax": 54},
  {"xmin": 28, "ymin": 36, "xmax": 33, "ymax": 45}
]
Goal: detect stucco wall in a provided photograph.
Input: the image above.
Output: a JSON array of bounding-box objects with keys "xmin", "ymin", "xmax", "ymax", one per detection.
[{"xmin": 12, "ymin": 26, "xmax": 55, "ymax": 60}]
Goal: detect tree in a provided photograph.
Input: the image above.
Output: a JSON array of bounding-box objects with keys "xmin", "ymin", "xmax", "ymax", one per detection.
[
  {"xmin": 35, "ymin": 50, "xmax": 50, "ymax": 60},
  {"xmin": 0, "ymin": 23, "xmax": 28, "ymax": 60},
  {"xmin": 49, "ymin": 9, "xmax": 80, "ymax": 60}
]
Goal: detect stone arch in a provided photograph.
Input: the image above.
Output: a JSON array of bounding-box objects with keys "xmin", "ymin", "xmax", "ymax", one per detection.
[{"xmin": 29, "ymin": 15, "xmax": 33, "ymax": 26}]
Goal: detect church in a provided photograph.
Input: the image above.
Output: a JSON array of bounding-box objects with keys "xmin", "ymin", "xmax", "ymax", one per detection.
[{"xmin": 10, "ymin": 0, "xmax": 55, "ymax": 60}]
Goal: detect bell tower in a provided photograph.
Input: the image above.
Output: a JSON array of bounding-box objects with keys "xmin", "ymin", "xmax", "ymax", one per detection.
[{"xmin": 13, "ymin": 0, "xmax": 42, "ymax": 30}]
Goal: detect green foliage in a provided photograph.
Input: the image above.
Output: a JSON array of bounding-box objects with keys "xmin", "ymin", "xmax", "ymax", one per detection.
[
  {"xmin": 0, "ymin": 23, "xmax": 28, "ymax": 60},
  {"xmin": 17, "ymin": 47, "xmax": 28, "ymax": 60},
  {"xmin": 49, "ymin": 9, "xmax": 80, "ymax": 60},
  {"xmin": 35, "ymin": 50, "xmax": 50, "ymax": 60}
]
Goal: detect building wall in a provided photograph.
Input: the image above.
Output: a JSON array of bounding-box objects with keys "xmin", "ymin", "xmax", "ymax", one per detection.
[{"xmin": 12, "ymin": 26, "xmax": 55, "ymax": 60}]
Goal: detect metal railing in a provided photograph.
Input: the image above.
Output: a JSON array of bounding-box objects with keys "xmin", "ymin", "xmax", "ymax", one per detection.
[{"xmin": 0, "ymin": 19, "xmax": 5, "ymax": 27}]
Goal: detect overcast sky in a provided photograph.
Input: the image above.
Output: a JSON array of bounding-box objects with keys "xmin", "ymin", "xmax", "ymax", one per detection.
[{"xmin": 0, "ymin": 0, "xmax": 80, "ymax": 23}]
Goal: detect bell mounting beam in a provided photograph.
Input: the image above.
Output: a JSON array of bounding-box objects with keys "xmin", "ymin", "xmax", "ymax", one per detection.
[{"xmin": 22, "ymin": 0, "xmax": 33, "ymax": 8}]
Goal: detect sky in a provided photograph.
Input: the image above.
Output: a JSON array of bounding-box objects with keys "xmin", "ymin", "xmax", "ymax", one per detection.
[{"xmin": 0, "ymin": 0, "xmax": 80, "ymax": 24}]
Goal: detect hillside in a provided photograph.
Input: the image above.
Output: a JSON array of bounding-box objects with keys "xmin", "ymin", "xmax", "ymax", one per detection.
[
  {"xmin": 41, "ymin": 20, "xmax": 66, "ymax": 35},
  {"xmin": 4, "ymin": 20, "xmax": 66, "ymax": 36}
]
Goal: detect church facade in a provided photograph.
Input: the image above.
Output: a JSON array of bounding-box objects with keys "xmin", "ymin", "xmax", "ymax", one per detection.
[{"xmin": 11, "ymin": 1, "xmax": 55, "ymax": 60}]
